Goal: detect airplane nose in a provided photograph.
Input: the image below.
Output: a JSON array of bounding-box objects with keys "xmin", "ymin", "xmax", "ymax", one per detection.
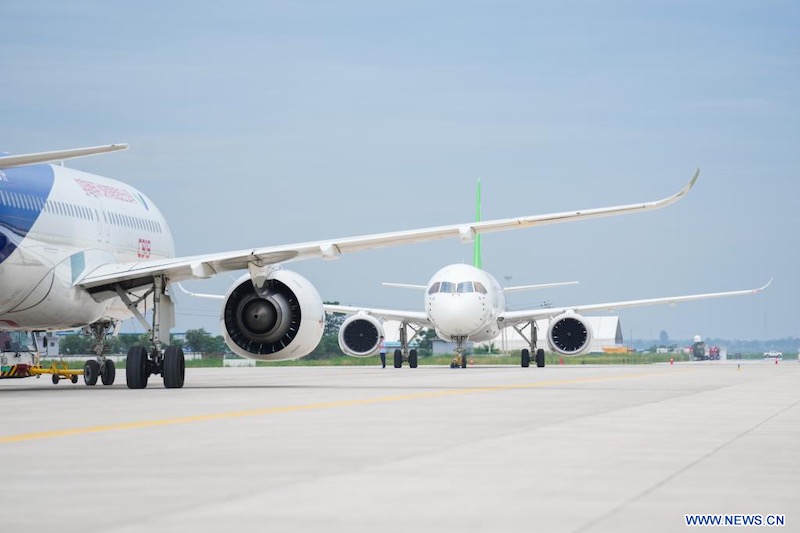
[{"xmin": 429, "ymin": 295, "xmax": 486, "ymax": 336}]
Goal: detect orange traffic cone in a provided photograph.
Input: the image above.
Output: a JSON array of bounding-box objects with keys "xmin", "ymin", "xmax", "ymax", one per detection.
[
  {"xmin": 558, "ymin": 357, "xmax": 564, "ymax": 365},
  {"xmin": 670, "ymin": 357, "xmax": 674, "ymax": 365}
]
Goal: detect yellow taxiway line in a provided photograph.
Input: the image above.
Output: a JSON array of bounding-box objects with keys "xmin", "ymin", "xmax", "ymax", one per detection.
[{"xmin": 0, "ymin": 369, "xmax": 687, "ymax": 445}]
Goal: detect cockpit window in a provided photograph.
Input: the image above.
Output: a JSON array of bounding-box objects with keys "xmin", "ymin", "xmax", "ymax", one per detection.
[
  {"xmin": 473, "ymin": 281, "xmax": 487, "ymax": 294},
  {"xmin": 428, "ymin": 282, "xmax": 440, "ymax": 295},
  {"xmin": 439, "ymin": 281, "xmax": 456, "ymax": 294},
  {"xmin": 457, "ymin": 281, "xmax": 474, "ymax": 293}
]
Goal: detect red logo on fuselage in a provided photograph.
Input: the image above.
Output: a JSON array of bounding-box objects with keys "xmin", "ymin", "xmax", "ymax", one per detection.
[{"xmin": 137, "ymin": 238, "xmax": 151, "ymax": 259}]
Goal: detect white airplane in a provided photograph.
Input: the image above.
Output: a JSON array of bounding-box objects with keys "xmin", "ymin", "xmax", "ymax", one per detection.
[
  {"xmin": 327, "ymin": 263, "xmax": 769, "ymax": 368},
  {"xmin": 0, "ymin": 143, "xmax": 721, "ymax": 387},
  {"xmin": 322, "ymin": 181, "xmax": 770, "ymax": 369}
]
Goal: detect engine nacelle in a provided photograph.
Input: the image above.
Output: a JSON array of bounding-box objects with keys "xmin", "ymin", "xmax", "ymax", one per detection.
[
  {"xmin": 338, "ymin": 314, "xmax": 384, "ymax": 357},
  {"xmin": 547, "ymin": 311, "xmax": 593, "ymax": 356},
  {"xmin": 220, "ymin": 270, "xmax": 324, "ymax": 361}
]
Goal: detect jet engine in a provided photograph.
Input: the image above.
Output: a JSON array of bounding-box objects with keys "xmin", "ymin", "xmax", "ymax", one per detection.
[
  {"xmin": 221, "ymin": 270, "xmax": 325, "ymax": 361},
  {"xmin": 546, "ymin": 311, "xmax": 593, "ymax": 356},
  {"xmin": 338, "ymin": 314, "xmax": 384, "ymax": 357}
]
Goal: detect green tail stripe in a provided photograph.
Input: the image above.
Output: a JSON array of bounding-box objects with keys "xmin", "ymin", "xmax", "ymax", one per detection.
[{"xmin": 474, "ymin": 178, "xmax": 482, "ymax": 269}]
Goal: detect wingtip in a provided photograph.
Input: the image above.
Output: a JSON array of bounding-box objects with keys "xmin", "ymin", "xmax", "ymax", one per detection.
[
  {"xmin": 757, "ymin": 277, "xmax": 774, "ymax": 292},
  {"xmin": 666, "ymin": 169, "xmax": 701, "ymax": 203},
  {"xmin": 690, "ymin": 168, "xmax": 700, "ymax": 187},
  {"xmin": 682, "ymin": 168, "xmax": 700, "ymax": 193}
]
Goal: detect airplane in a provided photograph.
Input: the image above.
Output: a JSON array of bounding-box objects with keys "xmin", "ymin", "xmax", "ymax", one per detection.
[
  {"xmin": 0, "ymin": 143, "xmax": 717, "ymax": 388},
  {"xmin": 320, "ymin": 180, "xmax": 770, "ymax": 368}
]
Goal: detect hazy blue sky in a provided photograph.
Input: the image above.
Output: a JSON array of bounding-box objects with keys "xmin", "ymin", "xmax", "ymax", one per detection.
[{"xmin": 2, "ymin": 1, "xmax": 798, "ymax": 341}]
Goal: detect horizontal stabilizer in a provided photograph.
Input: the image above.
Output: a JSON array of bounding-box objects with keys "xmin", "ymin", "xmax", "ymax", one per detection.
[
  {"xmin": 0, "ymin": 143, "xmax": 128, "ymax": 169},
  {"xmin": 504, "ymin": 281, "xmax": 579, "ymax": 293}
]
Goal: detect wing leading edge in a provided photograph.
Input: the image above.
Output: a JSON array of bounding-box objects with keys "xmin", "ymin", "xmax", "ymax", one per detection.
[{"xmin": 499, "ymin": 278, "xmax": 772, "ymax": 327}]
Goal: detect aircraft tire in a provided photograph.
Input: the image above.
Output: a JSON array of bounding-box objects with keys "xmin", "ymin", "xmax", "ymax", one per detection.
[
  {"xmin": 84, "ymin": 360, "xmax": 100, "ymax": 386},
  {"xmin": 393, "ymin": 349, "xmax": 403, "ymax": 368},
  {"xmin": 101, "ymin": 359, "xmax": 116, "ymax": 386},
  {"xmin": 409, "ymin": 349, "xmax": 418, "ymax": 368},
  {"xmin": 521, "ymin": 349, "xmax": 530, "ymax": 368},
  {"xmin": 126, "ymin": 346, "xmax": 149, "ymax": 389},
  {"xmin": 461, "ymin": 354, "xmax": 467, "ymax": 368},
  {"xmin": 163, "ymin": 346, "xmax": 185, "ymax": 389},
  {"xmin": 536, "ymin": 349, "xmax": 545, "ymax": 368}
]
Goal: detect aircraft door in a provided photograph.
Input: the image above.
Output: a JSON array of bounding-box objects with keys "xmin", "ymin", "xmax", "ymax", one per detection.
[{"xmin": 95, "ymin": 208, "xmax": 110, "ymax": 244}]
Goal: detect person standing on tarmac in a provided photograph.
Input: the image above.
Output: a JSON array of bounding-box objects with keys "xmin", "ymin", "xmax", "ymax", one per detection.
[{"xmin": 379, "ymin": 336, "xmax": 386, "ymax": 368}]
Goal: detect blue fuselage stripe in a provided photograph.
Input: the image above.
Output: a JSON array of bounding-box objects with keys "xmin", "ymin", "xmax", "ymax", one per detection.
[{"xmin": 0, "ymin": 164, "xmax": 55, "ymax": 264}]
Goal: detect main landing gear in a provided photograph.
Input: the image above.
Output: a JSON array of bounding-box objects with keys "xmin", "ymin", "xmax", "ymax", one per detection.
[
  {"xmin": 392, "ymin": 322, "xmax": 421, "ymax": 368},
  {"xmin": 514, "ymin": 321, "xmax": 545, "ymax": 368},
  {"xmin": 112, "ymin": 274, "xmax": 184, "ymax": 389}
]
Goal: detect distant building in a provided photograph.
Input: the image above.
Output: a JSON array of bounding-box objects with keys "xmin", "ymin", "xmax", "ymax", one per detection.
[{"xmin": 35, "ymin": 332, "xmax": 61, "ymax": 356}]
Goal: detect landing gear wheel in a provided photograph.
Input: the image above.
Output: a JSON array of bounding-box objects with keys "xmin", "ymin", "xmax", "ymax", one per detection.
[
  {"xmin": 84, "ymin": 360, "xmax": 100, "ymax": 386},
  {"xmin": 393, "ymin": 349, "xmax": 403, "ymax": 369},
  {"xmin": 461, "ymin": 354, "xmax": 467, "ymax": 368},
  {"xmin": 521, "ymin": 349, "xmax": 530, "ymax": 368},
  {"xmin": 536, "ymin": 349, "xmax": 546, "ymax": 368},
  {"xmin": 71, "ymin": 374, "xmax": 78, "ymax": 384},
  {"xmin": 101, "ymin": 359, "xmax": 116, "ymax": 386},
  {"xmin": 52, "ymin": 374, "xmax": 59, "ymax": 384},
  {"xmin": 409, "ymin": 349, "xmax": 418, "ymax": 368},
  {"xmin": 163, "ymin": 346, "xmax": 185, "ymax": 389},
  {"xmin": 126, "ymin": 346, "xmax": 149, "ymax": 389}
]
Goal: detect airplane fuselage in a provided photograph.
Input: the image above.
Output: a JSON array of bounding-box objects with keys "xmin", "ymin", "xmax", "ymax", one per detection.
[
  {"xmin": 0, "ymin": 164, "xmax": 174, "ymax": 330},
  {"xmin": 424, "ymin": 263, "xmax": 504, "ymax": 342}
]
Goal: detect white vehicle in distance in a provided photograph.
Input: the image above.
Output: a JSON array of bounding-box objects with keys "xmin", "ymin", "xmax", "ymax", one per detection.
[{"xmin": 763, "ymin": 350, "xmax": 783, "ymax": 360}]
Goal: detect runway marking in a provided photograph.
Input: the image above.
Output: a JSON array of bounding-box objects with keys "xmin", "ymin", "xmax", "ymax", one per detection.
[{"xmin": 0, "ymin": 369, "xmax": 687, "ymax": 444}]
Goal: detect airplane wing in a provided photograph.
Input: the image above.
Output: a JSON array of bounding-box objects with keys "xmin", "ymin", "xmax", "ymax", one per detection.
[
  {"xmin": 172, "ymin": 284, "xmax": 432, "ymax": 324},
  {"xmin": 78, "ymin": 170, "xmax": 699, "ymax": 296},
  {"xmin": 323, "ymin": 304, "xmax": 431, "ymax": 326},
  {"xmin": 499, "ymin": 279, "xmax": 772, "ymax": 327},
  {"xmin": 504, "ymin": 281, "xmax": 579, "ymax": 293},
  {"xmin": 0, "ymin": 144, "xmax": 128, "ymax": 169}
]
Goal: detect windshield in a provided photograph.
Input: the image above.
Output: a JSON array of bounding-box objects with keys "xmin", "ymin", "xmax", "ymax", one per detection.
[
  {"xmin": 0, "ymin": 331, "xmax": 36, "ymax": 352},
  {"xmin": 438, "ymin": 281, "xmax": 456, "ymax": 294},
  {"xmin": 457, "ymin": 281, "xmax": 474, "ymax": 293}
]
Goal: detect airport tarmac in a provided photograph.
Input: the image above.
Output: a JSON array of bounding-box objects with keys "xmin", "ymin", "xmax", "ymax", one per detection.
[{"xmin": 1, "ymin": 361, "xmax": 798, "ymax": 533}]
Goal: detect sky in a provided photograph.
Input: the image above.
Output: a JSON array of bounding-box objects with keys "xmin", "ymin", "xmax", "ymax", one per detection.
[{"xmin": 2, "ymin": 1, "xmax": 798, "ymax": 341}]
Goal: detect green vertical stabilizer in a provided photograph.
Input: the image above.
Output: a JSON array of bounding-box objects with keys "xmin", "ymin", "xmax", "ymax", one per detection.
[{"xmin": 474, "ymin": 178, "xmax": 482, "ymax": 269}]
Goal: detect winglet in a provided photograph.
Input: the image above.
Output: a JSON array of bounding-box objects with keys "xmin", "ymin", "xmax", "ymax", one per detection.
[
  {"xmin": 0, "ymin": 143, "xmax": 128, "ymax": 169},
  {"xmin": 676, "ymin": 168, "xmax": 700, "ymax": 200},
  {"xmin": 644, "ymin": 169, "xmax": 700, "ymax": 210},
  {"xmin": 755, "ymin": 278, "xmax": 773, "ymax": 292}
]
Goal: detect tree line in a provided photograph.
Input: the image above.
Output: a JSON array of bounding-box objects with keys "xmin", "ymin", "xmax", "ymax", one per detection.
[{"xmin": 57, "ymin": 302, "xmax": 439, "ymax": 358}]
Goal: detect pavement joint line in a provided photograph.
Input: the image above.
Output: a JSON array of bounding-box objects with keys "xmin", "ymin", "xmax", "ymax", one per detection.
[{"xmin": 0, "ymin": 369, "xmax": 690, "ymax": 444}]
